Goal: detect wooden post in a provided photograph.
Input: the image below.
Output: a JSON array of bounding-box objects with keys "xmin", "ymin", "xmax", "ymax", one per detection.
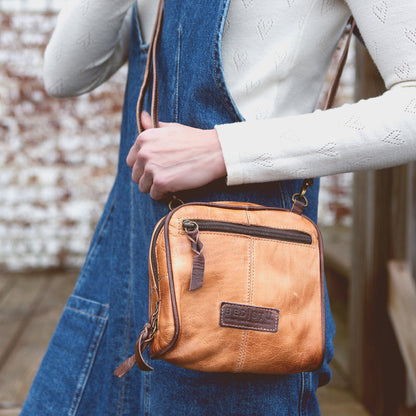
[
  {"xmin": 349, "ymin": 42, "xmax": 407, "ymax": 416},
  {"xmin": 388, "ymin": 261, "xmax": 416, "ymax": 409},
  {"xmin": 408, "ymin": 163, "xmax": 416, "ymax": 280}
]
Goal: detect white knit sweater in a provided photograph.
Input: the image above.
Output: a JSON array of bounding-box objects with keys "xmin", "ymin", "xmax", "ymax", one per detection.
[{"xmin": 44, "ymin": 0, "xmax": 416, "ymax": 185}]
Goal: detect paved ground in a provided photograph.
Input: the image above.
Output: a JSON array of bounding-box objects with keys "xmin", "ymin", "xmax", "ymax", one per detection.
[{"xmin": 0, "ymin": 269, "xmax": 371, "ymax": 415}]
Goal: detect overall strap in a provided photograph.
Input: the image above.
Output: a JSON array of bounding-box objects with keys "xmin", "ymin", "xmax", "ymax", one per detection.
[{"xmin": 136, "ymin": 0, "xmax": 356, "ymax": 212}]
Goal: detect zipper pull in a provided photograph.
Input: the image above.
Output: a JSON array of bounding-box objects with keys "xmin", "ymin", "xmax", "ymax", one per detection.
[{"xmin": 182, "ymin": 220, "xmax": 205, "ymax": 291}]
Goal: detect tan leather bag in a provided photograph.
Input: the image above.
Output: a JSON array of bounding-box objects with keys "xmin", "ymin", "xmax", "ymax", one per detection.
[
  {"xmin": 115, "ymin": 199, "xmax": 325, "ymax": 376},
  {"xmin": 114, "ymin": 1, "xmax": 355, "ymax": 377}
]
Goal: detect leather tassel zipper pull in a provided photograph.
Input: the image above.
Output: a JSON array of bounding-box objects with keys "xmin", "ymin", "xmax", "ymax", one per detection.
[
  {"xmin": 182, "ymin": 220, "xmax": 205, "ymax": 291},
  {"xmin": 113, "ymin": 322, "xmax": 154, "ymax": 377}
]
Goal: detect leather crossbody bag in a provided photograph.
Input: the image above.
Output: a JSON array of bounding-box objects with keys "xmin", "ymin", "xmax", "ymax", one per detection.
[{"xmin": 114, "ymin": 0, "xmax": 355, "ymax": 376}]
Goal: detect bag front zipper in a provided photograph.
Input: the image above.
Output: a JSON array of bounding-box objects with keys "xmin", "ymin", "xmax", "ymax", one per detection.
[{"xmin": 182, "ymin": 219, "xmax": 312, "ymax": 245}]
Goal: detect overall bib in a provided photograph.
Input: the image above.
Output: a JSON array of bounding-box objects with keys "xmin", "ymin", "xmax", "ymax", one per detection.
[{"xmin": 22, "ymin": 1, "xmax": 335, "ymax": 414}]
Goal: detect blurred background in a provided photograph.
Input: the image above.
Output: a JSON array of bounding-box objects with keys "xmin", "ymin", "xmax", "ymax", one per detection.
[
  {"xmin": 1, "ymin": 2, "xmax": 415, "ymax": 416},
  {"xmin": 0, "ymin": 0, "xmax": 127, "ymax": 272},
  {"xmin": 0, "ymin": 0, "xmax": 353, "ymax": 273}
]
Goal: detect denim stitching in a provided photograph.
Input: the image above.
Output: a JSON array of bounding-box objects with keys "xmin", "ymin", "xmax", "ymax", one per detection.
[
  {"xmin": 143, "ymin": 372, "xmax": 151, "ymax": 415},
  {"xmin": 67, "ymin": 308, "xmax": 109, "ymax": 416},
  {"xmin": 116, "ymin": 182, "xmax": 135, "ymax": 416},
  {"xmin": 124, "ymin": 182, "xmax": 136, "ymax": 413},
  {"xmin": 65, "ymin": 306, "xmax": 109, "ymax": 320},
  {"xmin": 174, "ymin": 26, "xmax": 182, "ymax": 123},
  {"xmin": 278, "ymin": 182, "xmax": 287, "ymax": 209},
  {"xmin": 298, "ymin": 372, "xmax": 305, "ymax": 416},
  {"xmin": 70, "ymin": 294, "xmax": 110, "ymax": 307},
  {"xmin": 79, "ymin": 198, "xmax": 116, "ymax": 280}
]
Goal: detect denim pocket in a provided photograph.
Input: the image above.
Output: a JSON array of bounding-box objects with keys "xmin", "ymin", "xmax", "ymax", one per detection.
[{"xmin": 21, "ymin": 295, "xmax": 109, "ymax": 416}]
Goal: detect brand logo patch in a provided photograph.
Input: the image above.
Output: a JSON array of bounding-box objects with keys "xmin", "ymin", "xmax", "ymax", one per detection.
[{"xmin": 220, "ymin": 302, "xmax": 279, "ymax": 332}]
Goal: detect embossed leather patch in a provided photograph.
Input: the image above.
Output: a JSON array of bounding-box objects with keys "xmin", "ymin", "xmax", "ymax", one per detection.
[{"xmin": 220, "ymin": 302, "xmax": 279, "ymax": 332}]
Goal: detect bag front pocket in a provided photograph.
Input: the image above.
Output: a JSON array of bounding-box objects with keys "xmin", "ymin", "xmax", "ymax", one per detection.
[{"xmin": 21, "ymin": 295, "xmax": 109, "ymax": 416}]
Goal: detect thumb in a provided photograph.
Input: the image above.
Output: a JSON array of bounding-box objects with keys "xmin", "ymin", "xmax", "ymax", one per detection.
[{"xmin": 141, "ymin": 111, "xmax": 153, "ymax": 130}]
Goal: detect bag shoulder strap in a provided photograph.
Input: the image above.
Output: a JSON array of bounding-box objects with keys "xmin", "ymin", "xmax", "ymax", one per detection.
[
  {"xmin": 292, "ymin": 17, "xmax": 356, "ymax": 213},
  {"xmin": 324, "ymin": 16, "xmax": 356, "ymax": 111},
  {"xmin": 136, "ymin": 1, "xmax": 356, "ymax": 212}
]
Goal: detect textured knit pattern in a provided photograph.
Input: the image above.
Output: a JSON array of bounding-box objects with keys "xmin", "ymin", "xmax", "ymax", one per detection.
[{"xmin": 43, "ymin": 0, "xmax": 416, "ymax": 185}]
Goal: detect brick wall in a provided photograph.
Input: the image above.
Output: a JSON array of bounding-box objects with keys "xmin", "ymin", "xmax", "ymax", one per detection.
[
  {"xmin": 0, "ymin": 7, "xmax": 353, "ymax": 272},
  {"xmin": 0, "ymin": 9, "xmax": 126, "ymax": 271}
]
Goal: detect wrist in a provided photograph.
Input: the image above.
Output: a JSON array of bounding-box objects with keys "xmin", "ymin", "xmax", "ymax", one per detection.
[{"xmin": 205, "ymin": 128, "xmax": 227, "ymax": 181}]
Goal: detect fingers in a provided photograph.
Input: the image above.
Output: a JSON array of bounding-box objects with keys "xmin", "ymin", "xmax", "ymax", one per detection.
[
  {"xmin": 131, "ymin": 156, "xmax": 144, "ymax": 184},
  {"xmin": 125, "ymin": 117, "xmax": 224, "ymax": 201},
  {"xmin": 149, "ymin": 184, "xmax": 165, "ymax": 201},
  {"xmin": 138, "ymin": 169, "xmax": 153, "ymax": 194},
  {"xmin": 126, "ymin": 112, "xmax": 152, "ymax": 167},
  {"xmin": 141, "ymin": 111, "xmax": 153, "ymax": 130},
  {"xmin": 126, "ymin": 143, "xmax": 138, "ymax": 168},
  {"xmin": 126, "ymin": 132, "xmax": 142, "ymax": 167}
]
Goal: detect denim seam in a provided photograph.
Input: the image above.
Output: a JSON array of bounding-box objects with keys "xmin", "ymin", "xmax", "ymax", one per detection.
[
  {"xmin": 66, "ymin": 309, "xmax": 109, "ymax": 416},
  {"xmin": 124, "ymin": 187, "xmax": 134, "ymax": 411},
  {"xmin": 116, "ymin": 183, "xmax": 135, "ymax": 416},
  {"xmin": 143, "ymin": 372, "xmax": 151, "ymax": 415},
  {"xmin": 298, "ymin": 372, "xmax": 305, "ymax": 416},
  {"xmin": 174, "ymin": 26, "xmax": 182, "ymax": 123},
  {"xmin": 277, "ymin": 182, "xmax": 287, "ymax": 209},
  {"xmin": 70, "ymin": 294, "xmax": 110, "ymax": 307},
  {"xmin": 79, "ymin": 198, "xmax": 116, "ymax": 280},
  {"xmin": 65, "ymin": 306, "xmax": 109, "ymax": 320},
  {"xmin": 298, "ymin": 371, "xmax": 313, "ymax": 416}
]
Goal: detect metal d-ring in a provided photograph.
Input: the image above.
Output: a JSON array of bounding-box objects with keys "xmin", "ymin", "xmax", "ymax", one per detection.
[
  {"xmin": 291, "ymin": 192, "xmax": 309, "ymax": 207},
  {"xmin": 168, "ymin": 195, "xmax": 184, "ymax": 211},
  {"xmin": 291, "ymin": 178, "xmax": 314, "ymax": 207}
]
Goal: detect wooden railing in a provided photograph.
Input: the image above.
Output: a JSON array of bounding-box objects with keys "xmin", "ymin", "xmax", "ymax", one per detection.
[{"xmin": 350, "ymin": 41, "xmax": 416, "ymax": 416}]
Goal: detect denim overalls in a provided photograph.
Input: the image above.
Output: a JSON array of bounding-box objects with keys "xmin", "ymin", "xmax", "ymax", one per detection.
[{"xmin": 22, "ymin": 1, "xmax": 335, "ymax": 414}]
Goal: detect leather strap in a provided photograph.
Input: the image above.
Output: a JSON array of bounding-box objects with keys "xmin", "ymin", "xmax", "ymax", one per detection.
[
  {"xmin": 291, "ymin": 17, "xmax": 356, "ymax": 213},
  {"xmin": 114, "ymin": 3, "xmax": 165, "ymax": 378},
  {"xmin": 136, "ymin": 0, "xmax": 164, "ymax": 133},
  {"xmin": 113, "ymin": 323, "xmax": 154, "ymax": 377},
  {"xmin": 323, "ymin": 17, "xmax": 356, "ymax": 111}
]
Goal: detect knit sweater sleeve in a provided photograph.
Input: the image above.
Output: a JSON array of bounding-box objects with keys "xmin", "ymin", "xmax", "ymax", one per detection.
[
  {"xmin": 215, "ymin": 2, "xmax": 416, "ymax": 185},
  {"xmin": 43, "ymin": 0, "xmax": 136, "ymax": 98}
]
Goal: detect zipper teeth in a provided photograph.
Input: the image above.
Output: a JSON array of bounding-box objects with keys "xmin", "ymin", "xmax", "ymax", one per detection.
[{"xmin": 187, "ymin": 220, "xmax": 312, "ymax": 245}]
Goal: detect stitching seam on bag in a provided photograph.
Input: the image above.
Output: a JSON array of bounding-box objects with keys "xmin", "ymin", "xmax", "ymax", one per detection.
[
  {"xmin": 236, "ymin": 330, "xmax": 248, "ymax": 372},
  {"xmin": 251, "ymin": 239, "xmax": 256, "ymax": 304}
]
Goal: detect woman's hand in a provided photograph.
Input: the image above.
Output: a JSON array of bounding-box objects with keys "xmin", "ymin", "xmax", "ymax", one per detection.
[{"xmin": 126, "ymin": 111, "xmax": 227, "ymax": 200}]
